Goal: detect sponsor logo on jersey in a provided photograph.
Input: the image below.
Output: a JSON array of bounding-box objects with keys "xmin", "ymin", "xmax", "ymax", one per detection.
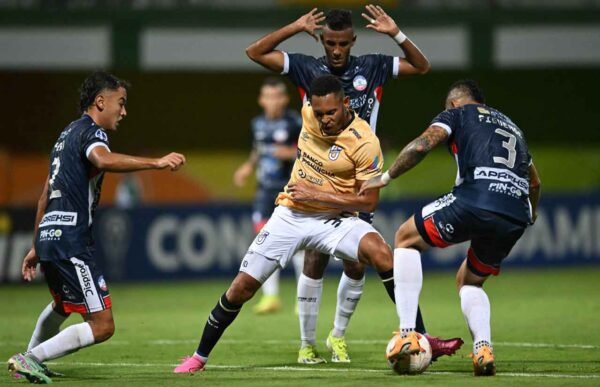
[
  {"xmin": 368, "ymin": 155, "xmax": 380, "ymax": 171},
  {"xmin": 54, "ymin": 141, "xmax": 65, "ymax": 152},
  {"xmin": 353, "ymin": 75, "xmax": 368, "ymax": 91},
  {"xmin": 256, "ymin": 230, "xmax": 269, "ymax": 245},
  {"xmin": 301, "ymin": 151, "xmax": 334, "ymax": 177},
  {"xmin": 350, "ymin": 128, "xmax": 362, "ymax": 139},
  {"xmin": 474, "ymin": 167, "xmax": 529, "ymax": 194},
  {"xmin": 301, "ymin": 132, "xmax": 310, "ymax": 142},
  {"xmin": 328, "ymin": 145, "xmax": 343, "ymax": 161},
  {"xmin": 39, "ymin": 211, "xmax": 77, "ymax": 227},
  {"xmin": 95, "ymin": 129, "xmax": 108, "ymax": 142},
  {"xmin": 39, "ymin": 228, "xmax": 63, "ymax": 241},
  {"xmin": 477, "ymin": 107, "xmax": 490, "ymax": 115}
]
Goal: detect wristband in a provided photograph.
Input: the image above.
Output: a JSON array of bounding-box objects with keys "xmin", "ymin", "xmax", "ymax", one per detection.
[
  {"xmin": 381, "ymin": 171, "xmax": 392, "ymax": 185},
  {"xmin": 393, "ymin": 30, "xmax": 407, "ymax": 45}
]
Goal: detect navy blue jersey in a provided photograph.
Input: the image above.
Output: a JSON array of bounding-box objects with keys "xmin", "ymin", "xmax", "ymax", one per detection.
[
  {"xmin": 252, "ymin": 109, "xmax": 302, "ymax": 191},
  {"xmin": 35, "ymin": 115, "xmax": 110, "ymax": 262},
  {"xmin": 282, "ymin": 52, "xmax": 398, "ymax": 132},
  {"xmin": 431, "ymin": 104, "xmax": 532, "ymax": 224}
]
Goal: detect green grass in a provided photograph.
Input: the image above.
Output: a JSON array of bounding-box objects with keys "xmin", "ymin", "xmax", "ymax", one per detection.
[
  {"xmin": 182, "ymin": 145, "xmax": 600, "ymax": 201},
  {"xmin": 1, "ymin": 267, "xmax": 600, "ymax": 386}
]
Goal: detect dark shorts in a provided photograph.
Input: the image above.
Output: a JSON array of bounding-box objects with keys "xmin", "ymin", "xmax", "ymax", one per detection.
[
  {"xmin": 252, "ymin": 188, "xmax": 280, "ymax": 233},
  {"xmin": 414, "ymin": 193, "xmax": 526, "ymax": 276},
  {"xmin": 41, "ymin": 257, "xmax": 112, "ymax": 315}
]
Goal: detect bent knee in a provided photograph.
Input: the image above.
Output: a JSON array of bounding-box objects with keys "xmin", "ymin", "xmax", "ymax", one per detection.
[
  {"xmin": 303, "ymin": 250, "xmax": 328, "ymax": 279},
  {"xmin": 91, "ymin": 319, "xmax": 115, "ymax": 343},
  {"xmin": 343, "ymin": 260, "xmax": 365, "ymax": 280}
]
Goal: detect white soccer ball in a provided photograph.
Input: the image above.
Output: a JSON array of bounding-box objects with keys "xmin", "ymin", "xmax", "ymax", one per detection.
[{"xmin": 386, "ymin": 333, "xmax": 432, "ymax": 375}]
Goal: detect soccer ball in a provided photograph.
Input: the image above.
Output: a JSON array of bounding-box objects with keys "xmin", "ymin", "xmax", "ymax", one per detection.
[{"xmin": 386, "ymin": 333, "xmax": 432, "ymax": 375}]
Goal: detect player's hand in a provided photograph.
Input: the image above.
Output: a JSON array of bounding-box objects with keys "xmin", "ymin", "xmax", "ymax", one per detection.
[
  {"xmin": 233, "ymin": 162, "xmax": 253, "ymax": 187},
  {"xmin": 362, "ymin": 4, "xmax": 400, "ymax": 37},
  {"xmin": 358, "ymin": 175, "xmax": 388, "ymax": 195},
  {"xmin": 156, "ymin": 152, "xmax": 186, "ymax": 171},
  {"xmin": 295, "ymin": 8, "xmax": 325, "ymax": 42},
  {"xmin": 22, "ymin": 247, "xmax": 40, "ymax": 282},
  {"xmin": 287, "ymin": 181, "xmax": 316, "ymax": 202}
]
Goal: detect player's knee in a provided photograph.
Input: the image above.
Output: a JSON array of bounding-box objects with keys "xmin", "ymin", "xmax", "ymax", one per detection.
[
  {"xmin": 90, "ymin": 318, "xmax": 115, "ymax": 343},
  {"xmin": 365, "ymin": 241, "xmax": 393, "ymax": 272},
  {"xmin": 302, "ymin": 250, "xmax": 328, "ymax": 279},
  {"xmin": 394, "ymin": 222, "xmax": 414, "ymax": 248},
  {"xmin": 227, "ymin": 275, "xmax": 261, "ymax": 304},
  {"xmin": 343, "ymin": 260, "xmax": 365, "ymax": 280}
]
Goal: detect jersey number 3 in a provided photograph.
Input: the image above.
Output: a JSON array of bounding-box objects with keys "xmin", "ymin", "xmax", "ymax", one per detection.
[{"xmin": 493, "ymin": 128, "xmax": 516, "ymax": 169}]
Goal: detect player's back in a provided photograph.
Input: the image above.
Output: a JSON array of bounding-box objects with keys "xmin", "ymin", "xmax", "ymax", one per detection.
[
  {"xmin": 35, "ymin": 115, "xmax": 110, "ymax": 261},
  {"xmin": 433, "ymin": 104, "xmax": 532, "ymax": 224}
]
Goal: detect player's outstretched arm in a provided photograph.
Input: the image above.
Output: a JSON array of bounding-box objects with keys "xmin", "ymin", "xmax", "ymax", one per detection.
[
  {"xmin": 528, "ymin": 162, "xmax": 541, "ymax": 223},
  {"xmin": 246, "ymin": 8, "xmax": 325, "ymax": 72},
  {"xmin": 359, "ymin": 125, "xmax": 448, "ymax": 195},
  {"xmin": 287, "ymin": 180, "xmax": 379, "ymax": 213},
  {"xmin": 22, "ymin": 177, "xmax": 50, "ymax": 281},
  {"xmin": 362, "ymin": 4, "xmax": 430, "ymax": 75},
  {"xmin": 88, "ymin": 146, "xmax": 185, "ymax": 173}
]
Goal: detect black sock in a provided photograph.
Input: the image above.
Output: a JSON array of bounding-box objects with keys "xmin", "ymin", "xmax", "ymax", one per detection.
[
  {"xmin": 378, "ymin": 269, "xmax": 427, "ymax": 335},
  {"xmin": 196, "ymin": 293, "xmax": 242, "ymax": 357}
]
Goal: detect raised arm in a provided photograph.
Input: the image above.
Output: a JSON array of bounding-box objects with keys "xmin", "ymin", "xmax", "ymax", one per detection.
[
  {"xmin": 362, "ymin": 4, "xmax": 430, "ymax": 75},
  {"xmin": 88, "ymin": 146, "xmax": 185, "ymax": 173},
  {"xmin": 287, "ymin": 179, "xmax": 380, "ymax": 213},
  {"xmin": 359, "ymin": 125, "xmax": 448, "ymax": 194},
  {"xmin": 528, "ymin": 162, "xmax": 541, "ymax": 223},
  {"xmin": 246, "ymin": 8, "xmax": 325, "ymax": 72}
]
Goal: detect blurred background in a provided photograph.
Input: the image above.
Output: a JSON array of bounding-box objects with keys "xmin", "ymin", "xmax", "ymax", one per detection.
[{"xmin": 0, "ymin": 0, "xmax": 599, "ymax": 282}]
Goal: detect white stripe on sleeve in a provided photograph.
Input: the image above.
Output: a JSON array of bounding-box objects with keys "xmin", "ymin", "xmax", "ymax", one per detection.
[
  {"xmin": 392, "ymin": 57, "xmax": 400, "ymax": 78},
  {"xmin": 431, "ymin": 122, "xmax": 452, "ymax": 135},
  {"xmin": 281, "ymin": 51, "xmax": 290, "ymax": 75},
  {"xmin": 85, "ymin": 142, "xmax": 110, "ymax": 159}
]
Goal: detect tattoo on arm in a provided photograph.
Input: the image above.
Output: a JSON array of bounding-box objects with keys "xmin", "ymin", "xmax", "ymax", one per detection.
[{"xmin": 388, "ymin": 126, "xmax": 448, "ymax": 179}]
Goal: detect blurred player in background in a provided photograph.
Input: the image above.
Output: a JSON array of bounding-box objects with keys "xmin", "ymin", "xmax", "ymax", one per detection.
[
  {"xmin": 233, "ymin": 77, "xmax": 304, "ymax": 314},
  {"xmin": 175, "ymin": 75, "xmax": 417, "ymax": 374},
  {"xmin": 247, "ymin": 5, "xmax": 462, "ymax": 364},
  {"xmin": 7, "ymin": 71, "xmax": 186, "ymax": 384},
  {"xmin": 360, "ymin": 80, "xmax": 542, "ymax": 376}
]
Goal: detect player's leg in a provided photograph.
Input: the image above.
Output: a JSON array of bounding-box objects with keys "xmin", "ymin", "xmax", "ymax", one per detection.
[
  {"xmin": 326, "ymin": 259, "xmax": 364, "ymax": 363},
  {"xmin": 27, "ymin": 301, "xmax": 69, "ymax": 351},
  {"xmin": 297, "ymin": 249, "xmax": 328, "ymax": 364}
]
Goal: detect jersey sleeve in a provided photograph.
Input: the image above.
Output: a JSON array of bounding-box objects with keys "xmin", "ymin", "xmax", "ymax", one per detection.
[
  {"xmin": 353, "ymin": 139, "xmax": 384, "ymax": 181},
  {"xmin": 282, "ymin": 52, "xmax": 318, "ymax": 96},
  {"xmin": 430, "ymin": 108, "xmax": 461, "ymax": 136},
  {"xmin": 82, "ymin": 127, "xmax": 110, "ymax": 159}
]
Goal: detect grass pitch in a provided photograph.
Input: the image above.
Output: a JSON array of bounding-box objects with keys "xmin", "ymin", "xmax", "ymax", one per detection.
[{"xmin": 1, "ymin": 267, "xmax": 599, "ymax": 386}]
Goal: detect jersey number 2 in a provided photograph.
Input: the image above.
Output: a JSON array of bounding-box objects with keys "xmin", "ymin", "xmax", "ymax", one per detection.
[
  {"xmin": 48, "ymin": 157, "xmax": 61, "ymax": 186},
  {"xmin": 493, "ymin": 128, "xmax": 516, "ymax": 168}
]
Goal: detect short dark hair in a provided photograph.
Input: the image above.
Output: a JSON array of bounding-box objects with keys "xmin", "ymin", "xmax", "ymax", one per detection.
[
  {"xmin": 448, "ymin": 79, "xmax": 485, "ymax": 104},
  {"xmin": 79, "ymin": 71, "xmax": 130, "ymax": 114},
  {"xmin": 325, "ymin": 9, "xmax": 353, "ymax": 31},
  {"xmin": 310, "ymin": 74, "xmax": 344, "ymax": 98},
  {"xmin": 261, "ymin": 76, "xmax": 287, "ymax": 92}
]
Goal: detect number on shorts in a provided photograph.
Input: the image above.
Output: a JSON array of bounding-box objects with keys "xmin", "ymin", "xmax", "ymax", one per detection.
[{"xmin": 493, "ymin": 128, "xmax": 516, "ymax": 168}]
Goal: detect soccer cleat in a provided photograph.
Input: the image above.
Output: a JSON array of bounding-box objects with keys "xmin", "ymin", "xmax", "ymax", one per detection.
[
  {"xmin": 297, "ymin": 345, "xmax": 327, "ymax": 364},
  {"xmin": 253, "ymin": 295, "xmax": 282, "ymax": 315},
  {"xmin": 325, "ymin": 331, "xmax": 350, "ymax": 363},
  {"xmin": 471, "ymin": 345, "xmax": 496, "ymax": 376},
  {"xmin": 173, "ymin": 355, "xmax": 206, "ymax": 374},
  {"xmin": 7, "ymin": 353, "xmax": 53, "ymax": 384},
  {"xmin": 426, "ymin": 335, "xmax": 464, "ymax": 362},
  {"xmin": 40, "ymin": 363, "xmax": 64, "ymax": 377},
  {"xmin": 386, "ymin": 331, "xmax": 423, "ymax": 362}
]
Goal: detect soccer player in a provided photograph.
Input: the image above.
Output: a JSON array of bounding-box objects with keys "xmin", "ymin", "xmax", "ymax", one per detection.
[
  {"xmin": 7, "ymin": 71, "xmax": 186, "ymax": 384},
  {"xmin": 246, "ymin": 6, "xmax": 461, "ymax": 363},
  {"xmin": 233, "ymin": 77, "xmax": 304, "ymax": 314},
  {"xmin": 174, "ymin": 75, "xmax": 409, "ymax": 374},
  {"xmin": 359, "ymin": 80, "xmax": 542, "ymax": 376}
]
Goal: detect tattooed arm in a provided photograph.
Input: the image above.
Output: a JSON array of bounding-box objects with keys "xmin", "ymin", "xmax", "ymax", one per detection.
[{"xmin": 358, "ymin": 125, "xmax": 449, "ymax": 194}]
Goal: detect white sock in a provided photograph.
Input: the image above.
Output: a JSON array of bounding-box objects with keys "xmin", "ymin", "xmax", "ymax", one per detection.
[
  {"xmin": 28, "ymin": 303, "xmax": 68, "ymax": 350},
  {"xmin": 297, "ymin": 273, "xmax": 323, "ymax": 347},
  {"xmin": 460, "ymin": 285, "xmax": 492, "ymax": 351},
  {"xmin": 291, "ymin": 250, "xmax": 304, "ymax": 282},
  {"xmin": 30, "ymin": 322, "xmax": 95, "ymax": 362},
  {"xmin": 393, "ymin": 248, "xmax": 422, "ymax": 331},
  {"xmin": 332, "ymin": 273, "xmax": 364, "ymax": 337},
  {"xmin": 261, "ymin": 268, "xmax": 280, "ymax": 297}
]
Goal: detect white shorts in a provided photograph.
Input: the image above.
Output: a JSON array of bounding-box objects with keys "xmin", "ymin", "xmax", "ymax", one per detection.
[{"xmin": 240, "ymin": 205, "xmax": 380, "ymax": 283}]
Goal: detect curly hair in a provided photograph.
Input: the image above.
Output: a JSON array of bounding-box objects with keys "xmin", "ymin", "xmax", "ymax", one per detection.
[
  {"xmin": 79, "ymin": 71, "xmax": 130, "ymax": 114},
  {"xmin": 325, "ymin": 9, "xmax": 353, "ymax": 31}
]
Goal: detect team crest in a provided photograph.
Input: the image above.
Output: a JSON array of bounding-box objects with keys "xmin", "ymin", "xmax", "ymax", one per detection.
[
  {"xmin": 256, "ymin": 231, "xmax": 269, "ymax": 245},
  {"xmin": 97, "ymin": 275, "xmax": 108, "ymax": 291},
  {"xmin": 353, "ymin": 75, "xmax": 367, "ymax": 91},
  {"xmin": 95, "ymin": 129, "xmax": 108, "ymax": 141},
  {"xmin": 329, "ymin": 145, "xmax": 343, "ymax": 161}
]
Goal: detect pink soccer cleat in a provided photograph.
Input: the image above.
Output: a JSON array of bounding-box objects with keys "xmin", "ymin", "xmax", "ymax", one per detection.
[
  {"xmin": 426, "ymin": 335, "xmax": 464, "ymax": 362},
  {"xmin": 173, "ymin": 354, "xmax": 206, "ymax": 374}
]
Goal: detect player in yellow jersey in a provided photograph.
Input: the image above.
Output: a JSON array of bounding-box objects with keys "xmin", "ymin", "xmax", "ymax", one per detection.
[{"xmin": 174, "ymin": 75, "xmax": 412, "ymax": 373}]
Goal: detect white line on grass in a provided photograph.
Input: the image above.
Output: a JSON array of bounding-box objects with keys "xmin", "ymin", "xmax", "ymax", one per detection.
[{"xmin": 45, "ymin": 361, "xmax": 600, "ymax": 379}]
